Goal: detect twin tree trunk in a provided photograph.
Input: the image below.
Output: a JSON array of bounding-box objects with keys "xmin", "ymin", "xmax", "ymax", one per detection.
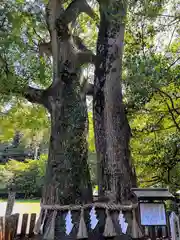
[
  {"xmin": 43, "ymin": 81, "xmax": 92, "ymax": 205},
  {"xmin": 41, "ymin": 81, "xmax": 92, "ymax": 239},
  {"xmin": 26, "ymin": 0, "xmax": 137, "ymax": 238},
  {"xmin": 94, "ymin": 1, "xmax": 137, "ymax": 203},
  {"xmin": 40, "ymin": 0, "xmax": 95, "ymax": 208}
]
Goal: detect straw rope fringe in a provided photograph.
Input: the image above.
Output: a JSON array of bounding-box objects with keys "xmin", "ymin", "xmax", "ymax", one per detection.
[
  {"xmin": 131, "ymin": 209, "xmax": 143, "ymax": 239},
  {"xmin": 33, "ymin": 203, "xmax": 143, "ymax": 239},
  {"xmin": 77, "ymin": 208, "xmax": 88, "ymax": 239},
  {"xmin": 43, "ymin": 210, "xmax": 57, "ymax": 240},
  {"xmin": 41, "ymin": 202, "xmax": 138, "ymax": 211},
  {"xmin": 34, "ymin": 208, "xmax": 44, "ymax": 234},
  {"xmin": 103, "ymin": 209, "xmax": 117, "ymax": 237},
  {"xmin": 40, "ymin": 209, "xmax": 48, "ymax": 234}
]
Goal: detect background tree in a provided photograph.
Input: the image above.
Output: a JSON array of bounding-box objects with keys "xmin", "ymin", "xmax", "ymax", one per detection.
[{"xmin": 124, "ymin": 0, "xmax": 180, "ymax": 193}]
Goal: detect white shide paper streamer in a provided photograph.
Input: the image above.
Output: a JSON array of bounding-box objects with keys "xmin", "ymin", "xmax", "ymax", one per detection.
[
  {"xmin": 65, "ymin": 210, "xmax": 74, "ymax": 235},
  {"xmin": 90, "ymin": 206, "xmax": 99, "ymax": 230},
  {"xmin": 118, "ymin": 211, "xmax": 128, "ymax": 234}
]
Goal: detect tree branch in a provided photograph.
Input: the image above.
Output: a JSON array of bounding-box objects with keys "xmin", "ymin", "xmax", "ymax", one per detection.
[
  {"xmin": 63, "ymin": 0, "xmax": 98, "ymax": 25},
  {"xmin": 86, "ymin": 83, "xmax": 94, "ymax": 95},
  {"xmin": 46, "ymin": 0, "xmax": 62, "ymax": 84},
  {"xmin": 73, "ymin": 35, "xmax": 90, "ymax": 51},
  {"xmin": 139, "ymin": 176, "xmax": 159, "ymax": 184},
  {"xmin": 166, "ymin": 103, "xmax": 180, "ymax": 132},
  {"xmin": 156, "ymin": 88, "xmax": 180, "ymax": 115},
  {"xmin": 23, "ymin": 86, "xmax": 46, "ymax": 105},
  {"xmin": 39, "ymin": 41, "xmax": 52, "ymax": 57},
  {"xmin": 80, "ymin": 77, "xmax": 94, "ymax": 96},
  {"xmin": 157, "ymin": 89, "xmax": 180, "ymax": 132},
  {"xmin": 166, "ymin": 57, "xmax": 180, "ymax": 71},
  {"xmin": 1, "ymin": 53, "xmax": 49, "ymax": 106},
  {"xmin": 78, "ymin": 51, "xmax": 96, "ymax": 65},
  {"xmin": 73, "ymin": 35, "xmax": 96, "ymax": 65}
]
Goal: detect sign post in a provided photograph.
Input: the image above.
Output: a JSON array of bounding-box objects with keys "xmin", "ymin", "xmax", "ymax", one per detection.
[
  {"xmin": 131, "ymin": 188, "xmax": 175, "ymax": 240},
  {"xmin": 139, "ymin": 203, "xmax": 166, "ymax": 226}
]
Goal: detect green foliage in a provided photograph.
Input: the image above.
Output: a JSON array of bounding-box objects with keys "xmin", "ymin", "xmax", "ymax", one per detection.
[
  {"xmin": 0, "ymin": 165, "xmax": 13, "ymax": 189},
  {"xmin": 129, "ymin": 70, "xmax": 180, "ymax": 193},
  {"xmin": 0, "ymin": 155, "xmax": 47, "ymax": 197},
  {"xmin": 88, "ymin": 112, "xmax": 95, "ymax": 152},
  {"xmin": 88, "ymin": 152, "xmax": 97, "ymax": 186},
  {"xmin": 123, "ymin": 0, "xmax": 180, "ymax": 192},
  {"xmin": 0, "ymin": 153, "xmax": 97, "ymax": 196},
  {"xmin": 0, "ymin": 100, "xmax": 50, "ymax": 145},
  {"xmin": 0, "ymin": 0, "xmax": 51, "ymax": 100},
  {"xmin": 128, "ymin": 0, "xmax": 167, "ymax": 18}
]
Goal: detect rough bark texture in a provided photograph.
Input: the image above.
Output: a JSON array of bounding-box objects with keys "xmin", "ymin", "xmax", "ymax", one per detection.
[
  {"xmin": 18, "ymin": 0, "xmax": 137, "ymax": 238},
  {"xmin": 40, "ymin": 81, "xmax": 92, "ymax": 239},
  {"xmin": 92, "ymin": 2, "xmax": 138, "ymax": 239},
  {"xmin": 43, "ymin": 81, "xmax": 92, "ymax": 205},
  {"xmin": 93, "ymin": 8, "xmax": 108, "ymax": 197},
  {"xmin": 93, "ymin": 0, "xmax": 137, "ymax": 203},
  {"xmin": 39, "ymin": 0, "xmax": 96, "ymax": 200},
  {"xmin": 27, "ymin": 0, "xmax": 96, "ymax": 238}
]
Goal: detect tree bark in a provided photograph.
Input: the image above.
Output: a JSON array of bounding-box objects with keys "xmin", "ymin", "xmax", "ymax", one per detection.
[
  {"xmin": 43, "ymin": 81, "xmax": 92, "ymax": 206},
  {"xmin": 93, "ymin": 8, "xmax": 108, "ymax": 197},
  {"xmin": 94, "ymin": 0, "xmax": 137, "ymax": 203},
  {"xmin": 40, "ymin": 0, "xmax": 96, "ymax": 204},
  {"xmin": 36, "ymin": 0, "xmax": 96, "ymax": 238},
  {"xmin": 39, "ymin": 79, "xmax": 92, "ymax": 239}
]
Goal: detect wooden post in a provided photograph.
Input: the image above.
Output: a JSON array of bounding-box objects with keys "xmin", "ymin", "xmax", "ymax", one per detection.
[
  {"xmin": 0, "ymin": 217, "xmax": 4, "ymax": 240},
  {"xmin": 11, "ymin": 214, "xmax": 19, "ymax": 239},
  {"xmin": 29, "ymin": 213, "xmax": 36, "ymax": 237},
  {"xmin": 20, "ymin": 214, "xmax": 28, "ymax": 237},
  {"xmin": 149, "ymin": 226, "xmax": 156, "ymax": 240},
  {"xmin": 178, "ymin": 203, "xmax": 180, "ymax": 220},
  {"xmin": 5, "ymin": 192, "xmax": 16, "ymax": 217}
]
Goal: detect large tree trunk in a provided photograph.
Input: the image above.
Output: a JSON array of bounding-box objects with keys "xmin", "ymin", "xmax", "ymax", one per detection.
[
  {"xmin": 41, "ymin": 81, "xmax": 92, "ymax": 239},
  {"xmin": 43, "ymin": 81, "xmax": 92, "ymax": 205},
  {"xmin": 103, "ymin": 11, "xmax": 137, "ymax": 203},
  {"xmin": 94, "ymin": 0, "xmax": 137, "ymax": 203},
  {"xmin": 93, "ymin": 9, "xmax": 108, "ymax": 197},
  {"xmin": 37, "ymin": 0, "xmax": 96, "ymax": 238},
  {"xmin": 93, "ymin": 3, "xmax": 137, "ymax": 239}
]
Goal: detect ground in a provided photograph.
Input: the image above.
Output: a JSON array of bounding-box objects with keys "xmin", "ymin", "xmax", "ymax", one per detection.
[
  {"xmin": 0, "ymin": 199, "xmax": 40, "ymax": 216},
  {"xmin": 0, "ymin": 199, "xmax": 40, "ymax": 234}
]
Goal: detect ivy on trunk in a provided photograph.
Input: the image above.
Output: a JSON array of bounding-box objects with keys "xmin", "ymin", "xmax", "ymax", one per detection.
[
  {"xmin": 19, "ymin": 0, "xmax": 97, "ymax": 237},
  {"xmin": 43, "ymin": 80, "xmax": 92, "ymax": 205}
]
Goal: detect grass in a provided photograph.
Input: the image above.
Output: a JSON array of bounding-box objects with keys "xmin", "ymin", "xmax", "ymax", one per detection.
[{"xmin": 13, "ymin": 199, "xmax": 40, "ymax": 203}]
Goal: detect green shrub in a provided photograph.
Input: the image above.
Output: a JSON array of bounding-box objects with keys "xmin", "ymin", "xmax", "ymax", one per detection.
[
  {"xmin": 0, "ymin": 165, "xmax": 13, "ymax": 189},
  {"xmin": 0, "ymin": 154, "xmax": 47, "ymax": 198},
  {"xmin": 0, "ymin": 152, "xmax": 97, "ymax": 197}
]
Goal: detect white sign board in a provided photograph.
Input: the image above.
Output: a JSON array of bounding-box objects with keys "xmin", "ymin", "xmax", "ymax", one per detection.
[{"xmin": 140, "ymin": 203, "xmax": 166, "ymax": 226}]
